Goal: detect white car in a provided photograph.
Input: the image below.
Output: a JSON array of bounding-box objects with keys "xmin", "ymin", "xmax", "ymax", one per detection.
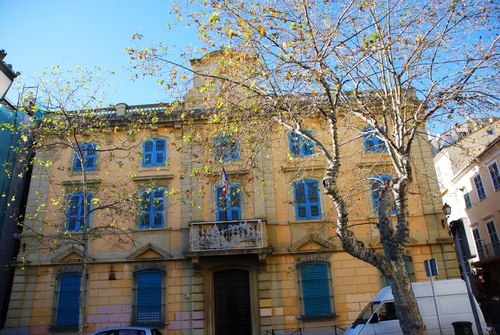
[{"xmin": 91, "ymin": 326, "xmax": 163, "ymax": 335}]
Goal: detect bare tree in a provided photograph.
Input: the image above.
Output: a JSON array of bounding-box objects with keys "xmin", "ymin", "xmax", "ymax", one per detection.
[{"xmin": 127, "ymin": 0, "xmax": 500, "ymax": 333}]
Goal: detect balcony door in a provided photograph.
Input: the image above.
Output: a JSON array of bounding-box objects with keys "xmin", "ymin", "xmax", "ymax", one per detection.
[{"xmin": 214, "ymin": 269, "xmax": 251, "ymax": 335}]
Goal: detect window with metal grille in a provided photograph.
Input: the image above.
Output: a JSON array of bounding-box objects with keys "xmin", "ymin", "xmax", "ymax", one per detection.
[
  {"xmin": 293, "ymin": 179, "xmax": 321, "ymax": 220},
  {"xmin": 488, "ymin": 161, "xmax": 500, "ymax": 191},
  {"xmin": 139, "ymin": 188, "xmax": 165, "ymax": 228},
  {"xmin": 54, "ymin": 273, "xmax": 80, "ymax": 327},
  {"xmin": 362, "ymin": 126, "xmax": 387, "ymax": 152},
  {"xmin": 474, "ymin": 174, "xmax": 487, "ymax": 200},
  {"xmin": 370, "ymin": 174, "xmax": 396, "ymax": 215},
  {"xmin": 135, "ymin": 271, "xmax": 164, "ymax": 324},
  {"xmin": 288, "ymin": 130, "xmax": 314, "ymax": 157},
  {"xmin": 216, "ymin": 184, "xmax": 241, "ymax": 221},
  {"xmin": 214, "ymin": 135, "xmax": 239, "ymax": 163},
  {"xmin": 143, "ymin": 138, "xmax": 166, "ymax": 166},
  {"xmin": 73, "ymin": 143, "xmax": 97, "ymax": 171},
  {"xmin": 298, "ymin": 261, "xmax": 333, "ymax": 317},
  {"xmin": 66, "ymin": 192, "xmax": 92, "ymax": 232}
]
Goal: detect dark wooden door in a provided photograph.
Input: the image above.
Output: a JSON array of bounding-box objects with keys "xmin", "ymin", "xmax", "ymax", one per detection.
[{"xmin": 214, "ymin": 269, "xmax": 251, "ymax": 335}]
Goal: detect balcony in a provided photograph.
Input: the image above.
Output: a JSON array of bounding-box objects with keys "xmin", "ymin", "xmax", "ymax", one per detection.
[
  {"xmin": 185, "ymin": 219, "xmax": 272, "ymax": 273},
  {"xmin": 189, "ymin": 219, "xmax": 268, "ymax": 251}
]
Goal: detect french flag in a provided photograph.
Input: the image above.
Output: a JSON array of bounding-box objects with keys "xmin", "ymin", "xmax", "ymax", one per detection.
[{"xmin": 221, "ymin": 167, "xmax": 229, "ymax": 197}]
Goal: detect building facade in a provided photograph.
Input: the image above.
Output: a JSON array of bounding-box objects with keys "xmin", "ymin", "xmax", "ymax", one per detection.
[
  {"xmin": 2, "ymin": 69, "xmax": 460, "ymax": 335},
  {"xmin": 432, "ymin": 118, "xmax": 500, "ymax": 301}
]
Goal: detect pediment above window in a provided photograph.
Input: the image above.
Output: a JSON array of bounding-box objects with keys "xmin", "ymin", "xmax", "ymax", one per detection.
[
  {"xmin": 289, "ymin": 235, "xmax": 336, "ymax": 254},
  {"xmin": 127, "ymin": 243, "xmax": 172, "ymax": 261},
  {"xmin": 51, "ymin": 246, "xmax": 95, "ymax": 264}
]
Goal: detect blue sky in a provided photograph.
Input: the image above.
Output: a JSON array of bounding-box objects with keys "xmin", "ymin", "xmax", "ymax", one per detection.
[{"xmin": 1, "ymin": 0, "xmax": 197, "ymax": 106}]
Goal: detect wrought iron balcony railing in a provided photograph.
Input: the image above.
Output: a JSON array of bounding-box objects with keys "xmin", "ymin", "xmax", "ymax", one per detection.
[{"xmin": 189, "ymin": 219, "xmax": 267, "ymax": 251}]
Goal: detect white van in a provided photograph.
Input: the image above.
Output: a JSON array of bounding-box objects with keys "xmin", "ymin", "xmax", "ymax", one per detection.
[{"xmin": 344, "ymin": 279, "xmax": 488, "ymax": 335}]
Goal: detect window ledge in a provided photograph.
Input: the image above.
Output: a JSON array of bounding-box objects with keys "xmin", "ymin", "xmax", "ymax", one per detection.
[
  {"xmin": 298, "ymin": 313, "xmax": 338, "ymax": 322},
  {"xmin": 48, "ymin": 325, "xmax": 78, "ymax": 332}
]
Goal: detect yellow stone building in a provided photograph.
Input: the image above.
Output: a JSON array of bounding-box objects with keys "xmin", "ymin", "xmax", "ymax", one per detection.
[{"xmin": 3, "ymin": 72, "xmax": 459, "ymax": 335}]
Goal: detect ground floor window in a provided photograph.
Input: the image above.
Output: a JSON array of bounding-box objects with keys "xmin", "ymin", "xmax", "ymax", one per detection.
[
  {"xmin": 134, "ymin": 270, "xmax": 165, "ymax": 325},
  {"xmin": 53, "ymin": 272, "xmax": 81, "ymax": 328},
  {"xmin": 297, "ymin": 260, "xmax": 335, "ymax": 319}
]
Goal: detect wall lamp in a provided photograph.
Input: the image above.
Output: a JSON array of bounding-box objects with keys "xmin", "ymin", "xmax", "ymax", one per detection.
[{"xmin": 441, "ymin": 203, "xmax": 451, "ymax": 228}]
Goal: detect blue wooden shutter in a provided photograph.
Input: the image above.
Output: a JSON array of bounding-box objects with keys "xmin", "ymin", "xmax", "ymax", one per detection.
[
  {"xmin": 67, "ymin": 193, "xmax": 91, "ymax": 231},
  {"xmin": 489, "ymin": 162, "xmax": 500, "ymax": 191},
  {"xmin": 56, "ymin": 273, "xmax": 80, "ymax": 326},
  {"xmin": 140, "ymin": 188, "xmax": 165, "ymax": 228},
  {"xmin": 363, "ymin": 126, "xmax": 387, "ymax": 152},
  {"xmin": 384, "ymin": 258, "xmax": 412, "ymax": 286},
  {"xmin": 216, "ymin": 184, "xmax": 241, "ymax": 221},
  {"xmin": 289, "ymin": 131, "xmax": 301, "ymax": 157},
  {"xmin": 136, "ymin": 272, "xmax": 162, "ymax": 323},
  {"xmin": 83, "ymin": 143, "xmax": 97, "ymax": 170},
  {"xmin": 474, "ymin": 174, "xmax": 486, "ymax": 200},
  {"xmin": 289, "ymin": 130, "xmax": 314, "ymax": 157},
  {"xmin": 294, "ymin": 180, "xmax": 321, "ymax": 220},
  {"xmin": 371, "ymin": 174, "xmax": 396, "ymax": 215},
  {"xmin": 73, "ymin": 143, "xmax": 97, "ymax": 171},
  {"xmin": 301, "ymin": 263, "xmax": 331, "ymax": 316},
  {"xmin": 154, "ymin": 139, "xmax": 166, "ymax": 165},
  {"xmin": 143, "ymin": 140, "xmax": 154, "ymax": 166},
  {"xmin": 215, "ymin": 135, "xmax": 239, "ymax": 162}
]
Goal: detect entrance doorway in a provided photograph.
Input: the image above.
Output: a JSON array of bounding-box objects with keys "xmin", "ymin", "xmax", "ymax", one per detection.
[{"xmin": 214, "ymin": 269, "xmax": 251, "ymax": 335}]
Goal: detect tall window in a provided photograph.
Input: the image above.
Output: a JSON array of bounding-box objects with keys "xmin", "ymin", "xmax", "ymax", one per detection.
[
  {"xmin": 66, "ymin": 192, "xmax": 92, "ymax": 232},
  {"xmin": 486, "ymin": 220, "xmax": 499, "ymax": 245},
  {"xmin": 293, "ymin": 179, "xmax": 321, "ymax": 220},
  {"xmin": 488, "ymin": 161, "xmax": 500, "ymax": 191},
  {"xmin": 143, "ymin": 138, "xmax": 167, "ymax": 166},
  {"xmin": 370, "ymin": 174, "xmax": 396, "ymax": 215},
  {"xmin": 73, "ymin": 143, "xmax": 97, "ymax": 171},
  {"xmin": 464, "ymin": 192, "xmax": 473, "ymax": 208},
  {"xmin": 216, "ymin": 184, "xmax": 241, "ymax": 221},
  {"xmin": 134, "ymin": 270, "xmax": 164, "ymax": 325},
  {"xmin": 362, "ymin": 126, "xmax": 387, "ymax": 152},
  {"xmin": 473, "ymin": 228, "xmax": 485, "ymax": 259},
  {"xmin": 473, "ymin": 174, "xmax": 487, "ymax": 200},
  {"xmin": 214, "ymin": 135, "xmax": 239, "ymax": 162},
  {"xmin": 288, "ymin": 130, "xmax": 314, "ymax": 158},
  {"xmin": 139, "ymin": 188, "xmax": 165, "ymax": 228},
  {"xmin": 297, "ymin": 261, "xmax": 334, "ymax": 318},
  {"xmin": 53, "ymin": 272, "xmax": 80, "ymax": 328}
]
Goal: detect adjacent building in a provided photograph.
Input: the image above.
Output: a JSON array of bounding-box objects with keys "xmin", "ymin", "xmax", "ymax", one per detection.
[
  {"xmin": 2, "ymin": 61, "xmax": 459, "ymax": 335},
  {"xmin": 432, "ymin": 117, "xmax": 500, "ymax": 301}
]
